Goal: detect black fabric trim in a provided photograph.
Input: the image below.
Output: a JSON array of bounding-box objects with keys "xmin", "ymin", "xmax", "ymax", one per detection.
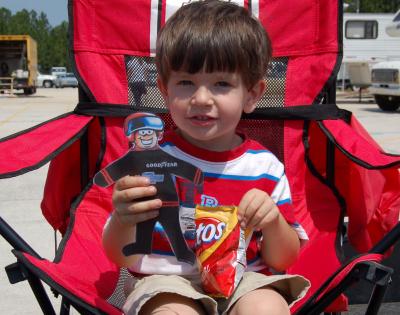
[
  {"xmin": 68, "ymin": 0, "xmax": 96, "ymax": 103},
  {"xmin": 80, "ymin": 130, "xmax": 90, "ymax": 190},
  {"xmin": 326, "ymin": 141, "xmax": 336, "ymax": 183},
  {"xmin": 13, "ymin": 250, "xmax": 108, "ymax": 315},
  {"xmin": 244, "ymin": 104, "xmax": 350, "ymax": 120},
  {"xmin": 303, "ymin": 121, "xmax": 347, "ymax": 264},
  {"xmin": 0, "ymin": 114, "xmax": 92, "ymax": 179},
  {"xmin": 53, "ymin": 173, "xmax": 96, "ymax": 264},
  {"xmin": 157, "ymin": 0, "xmax": 163, "ymax": 34},
  {"xmin": 54, "ymin": 117, "xmax": 107, "ymax": 263},
  {"xmin": 313, "ymin": 0, "xmax": 343, "ymax": 106},
  {"xmin": 0, "ymin": 112, "xmax": 73, "ymax": 144},
  {"xmin": 315, "ymin": 51, "xmax": 343, "ymax": 106},
  {"xmin": 96, "ymin": 117, "xmax": 107, "ymax": 174},
  {"xmin": 295, "ymin": 253, "xmax": 383, "ymax": 315},
  {"xmin": 75, "ymin": 101, "xmax": 350, "ymax": 121},
  {"xmin": 75, "ymin": 102, "xmax": 168, "ymax": 117},
  {"xmin": 318, "ymin": 121, "xmax": 400, "ymax": 169}
]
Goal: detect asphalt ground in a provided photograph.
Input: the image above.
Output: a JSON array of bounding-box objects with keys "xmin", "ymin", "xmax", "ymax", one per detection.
[{"xmin": 0, "ymin": 88, "xmax": 399, "ymax": 314}]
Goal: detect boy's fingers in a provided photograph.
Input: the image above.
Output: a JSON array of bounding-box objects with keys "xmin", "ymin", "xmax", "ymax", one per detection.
[
  {"xmin": 237, "ymin": 190, "xmax": 254, "ymax": 219},
  {"xmin": 115, "ymin": 175, "xmax": 150, "ymax": 190},
  {"xmin": 246, "ymin": 199, "xmax": 270, "ymax": 228},
  {"xmin": 132, "ymin": 210, "xmax": 160, "ymax": 224},
  {"xmin": 238, "ymin": 190, "xmax": 263, "ymax": 222},
  {"xmin": 114, "ymin": 185, "xmax": 157, "ymax": 203},
  {"xmin": 118, "ymin": 209, "xmax": 159, "ymax": 225},
  {"xmin": 256, "ymin": 207, "xmax": 280, "ymax": 229},
  {"xmin": 127, "ymin": 199, "xmax": 162, "ymax": 214},
  {"xmin": 240, "ymin": 202, "xmax": 261, "ymax": 229}
]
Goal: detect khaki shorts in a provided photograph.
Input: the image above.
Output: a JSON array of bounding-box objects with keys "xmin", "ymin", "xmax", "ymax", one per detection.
[{"xmin": 123, "ymin": 272, "xmax": 310, "ymax": 315}]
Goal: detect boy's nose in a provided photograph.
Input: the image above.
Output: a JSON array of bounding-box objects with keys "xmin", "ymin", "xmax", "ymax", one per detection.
[{"xmin": 190, "ymin": 86, "xmax": 214, "ymax": 106}]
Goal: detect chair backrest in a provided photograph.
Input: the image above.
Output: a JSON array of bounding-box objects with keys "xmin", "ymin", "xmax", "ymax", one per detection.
[
  {"xmin": 34, "ymin": 0, "xmax": 400, "ymax": 313},
  {"xmin": 45, "ymin": 0, "xmax": 343, "ymax": 233}
]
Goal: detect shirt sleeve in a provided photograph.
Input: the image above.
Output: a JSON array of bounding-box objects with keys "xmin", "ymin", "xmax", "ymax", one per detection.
[{"xmin": 271, "ymin": 172, "xmax": 309, "ymax": 242}]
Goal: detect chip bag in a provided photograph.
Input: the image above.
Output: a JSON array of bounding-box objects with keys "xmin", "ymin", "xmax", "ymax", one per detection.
[{"xmin": 195, "ymin": 205, "xmax": 252, "ymax": 298}]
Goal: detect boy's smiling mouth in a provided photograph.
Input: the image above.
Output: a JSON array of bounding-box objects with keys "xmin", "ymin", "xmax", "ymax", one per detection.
[{"xmin": 188, "ymin": 115, "xmax": 217, "ymax": 126}]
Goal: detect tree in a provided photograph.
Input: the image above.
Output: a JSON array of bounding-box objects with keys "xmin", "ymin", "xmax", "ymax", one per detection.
[
  {"xmin": 48, "ymin": 21, "xmax": 70, "ymax": 71},
  {"xmin": 0, "ymin": 8, "xmax": 12, "ymax": 34},
  {"xmin": 0, "ymin": 7, "xmax": 69, "ymax": 73},
  {"xmin": 346, "ymin": 0, "xmax": 400, "ymax": 13}
]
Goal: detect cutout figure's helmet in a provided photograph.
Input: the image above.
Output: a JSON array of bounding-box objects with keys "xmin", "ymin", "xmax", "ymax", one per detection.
[{"xmin": 124, "ymin": 112, "xmax": 164, "ymax": 137}]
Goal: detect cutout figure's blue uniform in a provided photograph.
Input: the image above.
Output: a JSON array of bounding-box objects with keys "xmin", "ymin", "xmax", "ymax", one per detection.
[{"xmin": 94, "ymin": 149, "xmax": 203, "ymax": 264}]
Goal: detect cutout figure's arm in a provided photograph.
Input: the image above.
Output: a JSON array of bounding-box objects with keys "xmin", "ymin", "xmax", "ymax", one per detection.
[
  {"xmin": 172, "ymin": 159, "xmax": 204, "ymax": 185},
  {"xmin": 94, "ymin": 152, "xmax": 136, "ymax": 187}
]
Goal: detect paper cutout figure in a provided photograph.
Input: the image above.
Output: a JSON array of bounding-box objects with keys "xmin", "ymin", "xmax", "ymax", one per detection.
[{"xmin": 94, "ymin": 112, "xmax": 203, "ymax": 264}]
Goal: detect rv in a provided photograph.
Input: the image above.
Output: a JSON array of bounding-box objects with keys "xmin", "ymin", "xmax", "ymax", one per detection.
[
  {"xmin": 338, "ymin": 11, "xmax": 400, "ymax": 93},
  {"xmin": 368, "ymin": 10, "xmax": 400, "ymax": 111}
]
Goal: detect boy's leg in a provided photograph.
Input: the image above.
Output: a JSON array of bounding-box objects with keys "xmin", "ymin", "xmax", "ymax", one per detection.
[
  {"xmin": 140, "ymin": 292, "xmax": 206, "ymax": 315},
  {"xmin": 218, "ymin": 272, "xmax": 310, "ymax": 315},
  {"xmin": 123, "ymin": 275, "xmax": 218, "ymax": 315},
  {"xmin": 228, "ymin": 287, "xmax": 289, "ymax": 315}
]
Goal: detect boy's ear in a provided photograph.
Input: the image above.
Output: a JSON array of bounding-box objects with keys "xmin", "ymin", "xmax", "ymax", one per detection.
[
  {"xmin": 243, "ymin": 79, "xmax": 266, "ymax": 114},
  {"xmin": 157, "ymin": 77, "xmax": 168, "ymax": 99}
]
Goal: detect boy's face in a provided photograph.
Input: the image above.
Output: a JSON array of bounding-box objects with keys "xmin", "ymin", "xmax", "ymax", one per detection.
[{"xmin": 158, "ymin": 70, "xmax": 265, "ymax": 151}]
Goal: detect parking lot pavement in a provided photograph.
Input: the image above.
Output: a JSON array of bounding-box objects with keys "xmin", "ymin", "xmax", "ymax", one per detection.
[
  {"xmin": 336, "ymin": 90, "xmax": 400, "ymax": 155},
  {"xmin": 0, "ymin": 88, "xmax": 399, "ymax": 314},
  {"xmin": 0, "ymin": 88, "xmax": 77, "ymax": 314}
]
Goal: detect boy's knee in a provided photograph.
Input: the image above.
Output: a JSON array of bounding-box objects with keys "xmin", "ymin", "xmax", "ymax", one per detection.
[
  {"xmin": 140, "ymin": 292, "xmax": 206, "ymax": 315},
  {"xmin": 230, "ymin": 287, "xmax": 290, "ymax": 315}
]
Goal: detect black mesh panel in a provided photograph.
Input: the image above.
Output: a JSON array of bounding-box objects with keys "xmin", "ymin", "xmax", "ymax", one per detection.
[
  {"xmin": 237, "ymin": 119, "xmax": 284, "ymax": 161},
  {"xmin": 125, "ymin": 56, "xmax": 287, "ymax": 160},
  {"xmin": 125, "ymin": 56, "xmax": 166, "ymax": 109},
  {"xmin": 106, "ymin": 268, "xmax": 134, "ymax": 309},
  {"xmin": 253, "ymin": 58, "xmax": 287, "ymax": 161},
  {"xmin": 259, "ymin": 58, "xmax": 288, "ymax": 108}
]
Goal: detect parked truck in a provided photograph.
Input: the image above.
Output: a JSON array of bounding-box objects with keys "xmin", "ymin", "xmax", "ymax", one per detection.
[{"xmin": 0, "ymin": 35, "xmax": 37, "ymax": 95}]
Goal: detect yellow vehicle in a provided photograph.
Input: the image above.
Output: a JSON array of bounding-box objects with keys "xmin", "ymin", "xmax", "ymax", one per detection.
[{"xmin": 0, "ymin": 35, "xmax": 37, "ymax": 95}]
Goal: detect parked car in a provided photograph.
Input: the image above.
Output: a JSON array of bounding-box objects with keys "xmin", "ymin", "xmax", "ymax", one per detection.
[
  {"xmin": 51, "ymin": 66, "xmax": 67, "ymax": 77},
  {"xmin": 36, "ymin": 71, "xmax": 57, "ymax": 88},
  {"xmin": 55, "ymin": 73, "xmax": 78, "ymax": 88}
]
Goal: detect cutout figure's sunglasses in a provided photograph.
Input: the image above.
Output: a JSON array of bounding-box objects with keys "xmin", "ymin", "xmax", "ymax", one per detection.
[{"xmin": 125, "ymin": 116, "xmax": 164, "ymax": 136}]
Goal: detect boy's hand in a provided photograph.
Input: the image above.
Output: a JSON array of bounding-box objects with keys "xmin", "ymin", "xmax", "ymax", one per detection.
[
  {"xmin": 238, "ymin": 188, "xmax": 279, "ymax": 230},
  {"xmin": 112, "ymin": 175, "xmax": 162, "ymax": 226}
]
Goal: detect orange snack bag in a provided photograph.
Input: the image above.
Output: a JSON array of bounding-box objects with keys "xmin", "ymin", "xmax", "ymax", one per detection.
[{"xmin": 195, "ymin": 206, "xmax": 252, "ymax": 298}]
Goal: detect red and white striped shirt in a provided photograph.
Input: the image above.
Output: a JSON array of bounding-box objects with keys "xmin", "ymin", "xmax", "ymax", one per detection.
[{"xmin": 124, "ymin": 130, "xmax": 308, "ymax": 275}]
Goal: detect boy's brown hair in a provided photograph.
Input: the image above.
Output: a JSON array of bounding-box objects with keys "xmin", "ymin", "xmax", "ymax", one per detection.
[{"xmin": 155, "ymin": 0, "xmax": 272, "ymax": 89}]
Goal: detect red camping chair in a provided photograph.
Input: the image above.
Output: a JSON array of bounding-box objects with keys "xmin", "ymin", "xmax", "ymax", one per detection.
[{"xmin": 1, "ymin": 0, "xmax": 400, "ymax": 314}]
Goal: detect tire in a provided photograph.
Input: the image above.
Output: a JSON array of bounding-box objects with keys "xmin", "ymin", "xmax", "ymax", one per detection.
[
  {"xmin": 43, "ymin": 80, "xmax": 53, "ymax": 88},
  {"xmin": 374, "ymin": 95, "xmax": 400, "ymax": 112},
  {"xmin": 23, "ymin": 87, "xmax": 36, "ymax": 95}
]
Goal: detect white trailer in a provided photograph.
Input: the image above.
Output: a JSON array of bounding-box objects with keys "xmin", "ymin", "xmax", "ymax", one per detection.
[
  {"xmin": 368, "ymin": 10, "xmax": 400, "ymax": 111},
  {"xmin": 338, "ymin": 11, "xmax": 400, "ymax": 90}
]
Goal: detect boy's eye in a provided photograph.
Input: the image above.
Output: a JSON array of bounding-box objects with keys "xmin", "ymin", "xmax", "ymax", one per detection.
[
  {"xmin": 177, "ymin": 80, "xmax": 193, "ymax": 86},
  {"xmin": 215, "ymin": 81, "xmax": 231, "ymax": 87}
]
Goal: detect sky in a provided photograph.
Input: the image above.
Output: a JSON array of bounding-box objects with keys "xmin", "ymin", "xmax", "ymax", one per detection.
[{"xmin": 0, "ymin": 0, "xmax": 68, "ymax": 26}]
